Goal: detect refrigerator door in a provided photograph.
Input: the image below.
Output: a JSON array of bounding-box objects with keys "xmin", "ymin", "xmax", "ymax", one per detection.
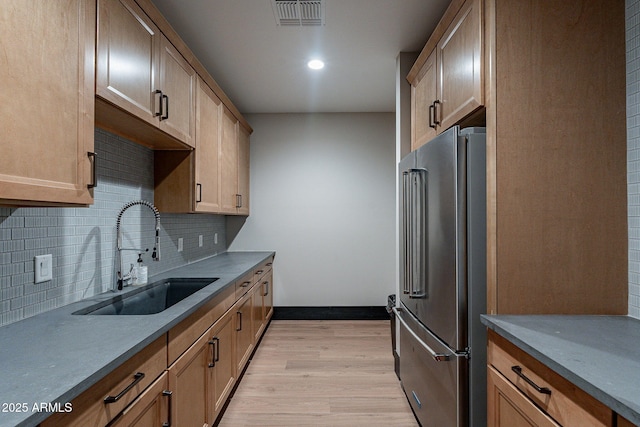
[
  {"xmin": 396, "ymin": 304, "xmax": 466, "ymax": 427},
  {"xmin": 398, "ymin": 151, "xmax": 416, "ymax": 301},
  {"xmin": 400, "ymin": 126, "xmax": 468, "ymax": 350}
]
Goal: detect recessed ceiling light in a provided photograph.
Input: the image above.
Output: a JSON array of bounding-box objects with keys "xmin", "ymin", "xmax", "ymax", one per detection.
[{"xmin": 307, "ymin": 59, "xmax": 325, "ymax": 70}]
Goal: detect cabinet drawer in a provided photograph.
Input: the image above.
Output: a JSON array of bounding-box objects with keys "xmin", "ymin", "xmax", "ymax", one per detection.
[
  {"xmin": 252, "ymin": 257, "xmax": 274, "ymax": 284},
  {"xmin": 167, "ymin": 284, "xmax": 236, "ymax": 364},
  {"xmin": 488, "ymin": 365, "xmax": 560, "ymax": 426},
  {"xmin": 488, "ymin": 331, "xmax": 613, "ymax": 427},
  {"xmin": 41, "ymin": 337, "xmax": 166, "ymax": 427},
  {"xmin": 235, "ymin": 271, "xmax": 254, "ymax": 299},
  {"xmin": 109, "ymin": 371, "xmax": 170, "ymax": 427}
]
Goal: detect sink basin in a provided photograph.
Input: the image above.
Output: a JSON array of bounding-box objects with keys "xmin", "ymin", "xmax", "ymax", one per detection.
[{"xmin": 73, "ymin": 278, "xmax": 219, "ymax": 315}]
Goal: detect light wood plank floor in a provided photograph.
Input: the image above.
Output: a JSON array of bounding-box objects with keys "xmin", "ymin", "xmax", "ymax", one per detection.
[{"xmin": 217, "ymin": 320, "xmax": 418, "ymax": 426}]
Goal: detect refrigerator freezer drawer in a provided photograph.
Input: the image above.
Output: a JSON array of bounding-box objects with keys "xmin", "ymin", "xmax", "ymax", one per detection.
[{"xmin": 397, "ymin": 306, "xmax": 467, "ymax": 427}]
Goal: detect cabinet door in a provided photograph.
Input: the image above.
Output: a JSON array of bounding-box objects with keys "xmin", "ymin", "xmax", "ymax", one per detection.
[
  {"xmin": 0, "ymin": 0, "xmax": 94, "ymax": 206},
  {"xmin": 252, "ymin": 284, "xmax": 265, "ymax": 343},
  {"xmin": 437, "ymin": 0, "xmax": 483, "ymax": 130},
  {"xmin": 194, "ymin": 78, "xmax": 222, "ymax": 213},
  {"xmin": 262, "ymin": 270, "xmax": 274, "ymax": 323},
  {"xmin": 210, "ymin": 310, "xmax": 236, "ymax": 418},
  {"xmin": 237, "ymin": 125, "xmax": 251, "ymax": 215},
  {"xmin": 219, "ymin": 107, "xmax": 239, "ymax": 214},
  {"xmin": 234, "ymin": 292, "xmax": 254, "ymax": 373},
  {"xmin": 411, "ymin": 49, "xmax": 438, "ymax": 151},
  {"xmin": 488, "ymin": 366, "xmax": 560, "ymax": 427},
  {"xmin": 158, "ymin": 34, "xmax": 196, "ymax": 147},
  {"xmin": 168, "ymin": 329, "xmax": 212, "ymax": 427},
  {"xmin": 96, "ymin": 0, "xmax": 160, "ymax": 125},
  {"xmin": 110, "ymin": 372, "xmax": 171, "ymax": 427}
]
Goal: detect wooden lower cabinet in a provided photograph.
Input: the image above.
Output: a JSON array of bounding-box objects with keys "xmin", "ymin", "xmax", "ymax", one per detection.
[
  {"xmin": 168, "ymin": 308, "xmax": 235, "ymax": 426},
  {"xmin": 210, "ymin": 310, "xmax": 236, "ymax": 417},
  {"xmin": 487, "ymin": 331, "xmax": 613, "ymax": 427},
  {"xmin": 252, "ymin": 269, "xmax": 274, "ymax": 343},
  {"xmin": 109, "ymin": 372, "xmax": 171, "ymax": 427},
  {"xmin": 262, "ymin": 270, "xmax": 274, "ymax": 324},
  {"xmin": 167, "ymin": 328, "xmax": 212, "ymax": 426},
  {"xmin": 488, "ymin": 366, "xmax": 559, "ymax": 427},
  {"xmin": 234, "ymin": 291, "xmax": 254, "ymax": 374}
]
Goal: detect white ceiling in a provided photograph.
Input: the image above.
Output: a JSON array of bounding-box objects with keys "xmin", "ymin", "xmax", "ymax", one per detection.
[{"xmin": 151, "ymin": 0, "xmax": 451, "ymax": 114}]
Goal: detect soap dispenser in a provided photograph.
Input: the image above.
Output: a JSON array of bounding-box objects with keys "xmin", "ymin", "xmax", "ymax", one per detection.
[{"xmin": 135, "ymin": 253, "xmax": 148, "ymax": 285}]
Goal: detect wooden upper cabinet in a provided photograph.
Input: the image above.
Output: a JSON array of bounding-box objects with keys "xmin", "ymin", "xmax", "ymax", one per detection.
[
  {"xmin": 154, "ymin": 79, "xmax": 251, "ymax": 215},
  {"xmin": 194, "ymin": 78, "xmax": 223, "ymax": 213},
  {"xmin": 0, "ymin": 0, "xmax": 95, "ymax": 206},
  {"xmin": 218, "ymin": 108, "xmax": 251, "ymax": 216},
  {"xmin": 154, "ymin": 77, "xmax": 217, "ymax": 214},
  {"xmin": 219, "ymin": 107, "xmax": 240, "ymax": 214},
  {"xmin": 96, "ymin": 0, "xmax": 194, "ymax": 149},
  {"xmin": 437, "ymin": 0, "xmax": 483, "ymax": 130},
  {"xmin": 96, "ymin": 0, "xmax": 159, "ymax": 123},
  {"xmin": 157, "ymin": 35, "xmax": 196, "ymax": 147},
  {"xmin": 408, "ymin": 0, "xmax": 483, "ymax": 150},
  {"xmin": 411, "ymin": 49, "xmax": 438, "ymax": 150},
  {"xmin": 237, "ymin": 125, "xmax": 251, "ymax": 215}
]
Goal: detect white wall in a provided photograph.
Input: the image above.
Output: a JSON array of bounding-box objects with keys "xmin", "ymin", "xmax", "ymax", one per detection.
[{"xmin": 227, "ymin": 113, "xmax": 396, "ymax": 307}]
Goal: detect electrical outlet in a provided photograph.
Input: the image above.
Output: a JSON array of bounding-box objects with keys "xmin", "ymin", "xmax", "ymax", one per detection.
[
  {"xmin": 178, "ymin": 237, "xmax": 183, "ymax": 252},
  {"xmin": 199, "ymin": 235, "xmax": 203, "ymax": 247},
  {"xmin": 214, "ymin": 233, "xmax": 218, "ymax": 245},
  {"xmin": 35, "ymin": 254, "xmax": 53, "ymax": 283}
]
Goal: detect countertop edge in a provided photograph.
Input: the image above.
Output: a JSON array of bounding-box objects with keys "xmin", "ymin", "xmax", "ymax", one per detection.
[{"xmin": 481, "ymin": 314, "xmax": 640, "ymax": 426}]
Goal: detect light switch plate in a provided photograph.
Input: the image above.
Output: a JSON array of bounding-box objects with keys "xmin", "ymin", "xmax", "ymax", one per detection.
[
  {"xmin": 35, "ymin": 254, "xmax": 53, "ymax": 283},
  {"xmin": 178, "ymin": 237, "xmax": 183, "ymax": 252}
]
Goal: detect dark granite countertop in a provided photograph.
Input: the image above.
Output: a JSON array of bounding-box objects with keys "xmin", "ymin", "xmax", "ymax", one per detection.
[
  {"xmin": 481, "ymin": 315, "xmax": 640, "ymax": 425},
  {"xmin": 0, "ymin": 251, "xmax": 274, "ymax": 427}
]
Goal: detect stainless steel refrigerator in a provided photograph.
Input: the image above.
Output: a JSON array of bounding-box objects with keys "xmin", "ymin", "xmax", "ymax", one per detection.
[{"xmin": 395, "ymin": 126, "xmax": 486, "ymax": 427}]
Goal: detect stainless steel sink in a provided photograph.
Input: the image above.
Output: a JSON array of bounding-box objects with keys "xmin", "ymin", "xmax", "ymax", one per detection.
[{"xmin": 73, "ymin": 278, "xmax": 219, "ymax": 315}]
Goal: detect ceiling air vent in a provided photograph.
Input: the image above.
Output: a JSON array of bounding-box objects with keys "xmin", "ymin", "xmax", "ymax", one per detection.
[{"xmin": 271, "ymin": 0, "xmax": 325, "ymax": 26}]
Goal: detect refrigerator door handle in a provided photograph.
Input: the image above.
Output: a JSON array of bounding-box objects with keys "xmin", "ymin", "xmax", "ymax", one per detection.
[
  {"xmin": 402, "ymin": 171, "xmax": 411, "ymax": 295},
  {"xmin": 410, "ymin": 169, "xmax": 427, "ymax": 299},
  {"xmin": 393, "ymin": 307, "xmax": 450, "ymax": 361}
]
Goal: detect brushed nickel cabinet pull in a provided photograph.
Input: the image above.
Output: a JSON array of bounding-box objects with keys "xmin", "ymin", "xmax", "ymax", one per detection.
[
  {"xmin": 104, "ymin": 372, "xmax": 145, "ymax": 403},
  {"xmin": 196, "ymin": 183, "xmax": 202, "ymax": 202},
  {"xmin": 236, "ymin": 311, "xmax": 243, "ymax": 331}
]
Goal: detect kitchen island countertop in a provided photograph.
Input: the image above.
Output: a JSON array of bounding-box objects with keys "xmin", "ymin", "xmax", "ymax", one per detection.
[
  {"xmin": 481, "ymin": 314, "xmax": 640, "ymax": 425},
  {"xmin": 0, "ymin": 251, "xmax": 274, "ymax": 427}
]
